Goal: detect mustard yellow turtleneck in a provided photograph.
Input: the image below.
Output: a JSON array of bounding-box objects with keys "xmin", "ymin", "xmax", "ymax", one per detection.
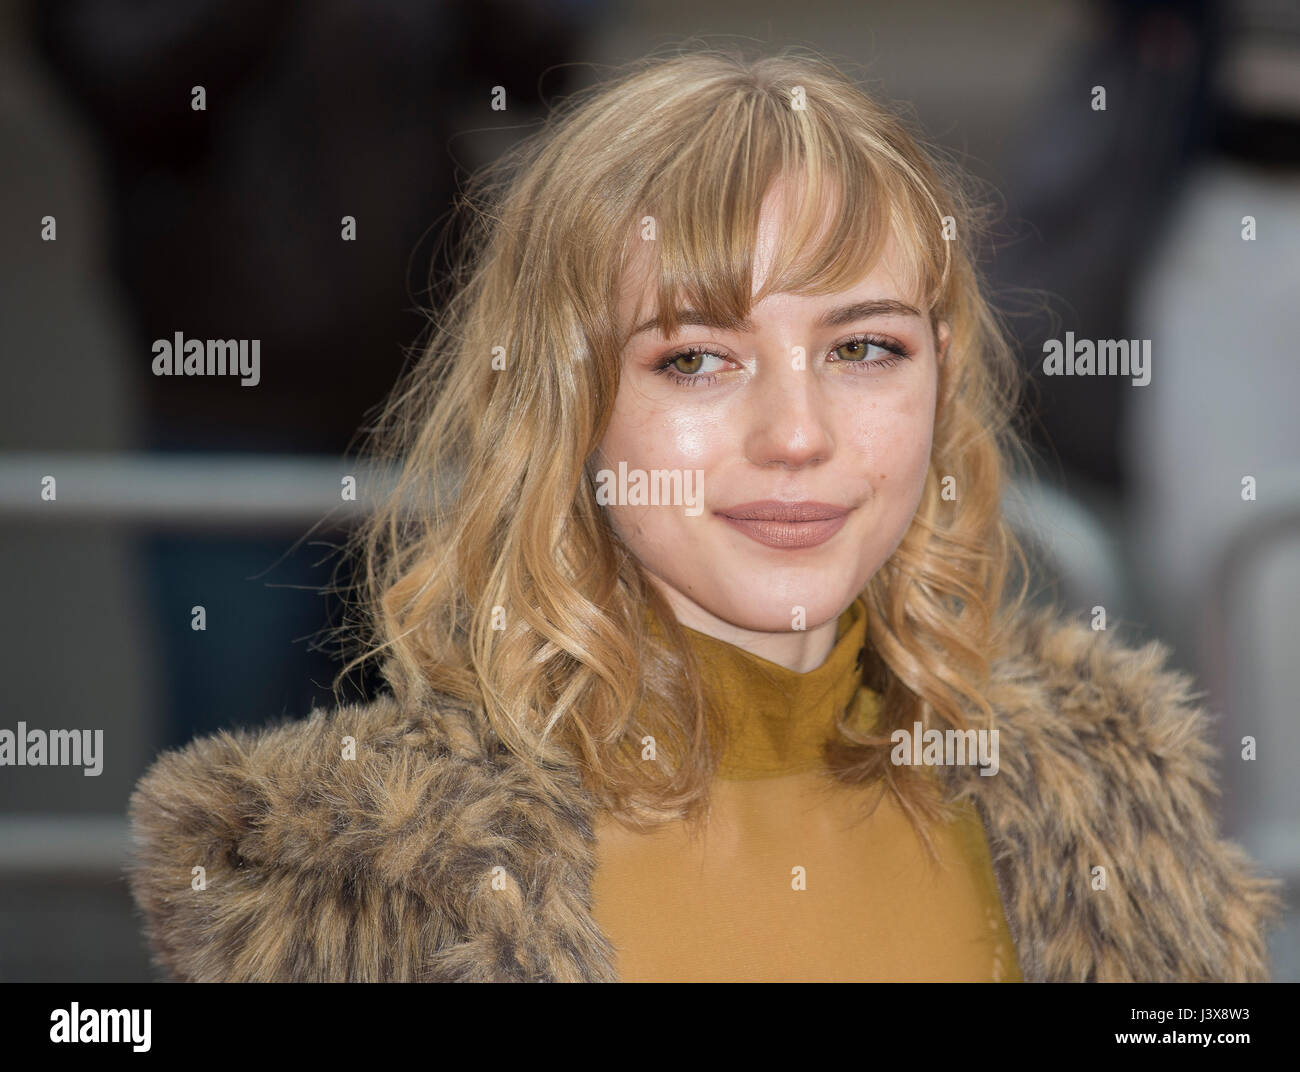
[{"xmin": 590, "ymin": 595, "xmax": 1022, "ymax": 982}]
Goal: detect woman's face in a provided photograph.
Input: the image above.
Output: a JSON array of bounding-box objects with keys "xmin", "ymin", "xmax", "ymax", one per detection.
[{"xmin": 596, "ymin": 186, "xmax": 948, "ymax": 649}]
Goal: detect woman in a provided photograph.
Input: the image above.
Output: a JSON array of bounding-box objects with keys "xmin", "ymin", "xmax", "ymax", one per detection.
[{"xmin": 126, "ymin": 47, "xmax": 1281, "ymax": 982}]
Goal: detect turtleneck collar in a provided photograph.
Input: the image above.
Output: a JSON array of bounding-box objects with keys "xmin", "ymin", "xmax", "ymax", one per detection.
[{"xmin": 672, "ymin": 596, "xmax": 880, "ymax": 780}]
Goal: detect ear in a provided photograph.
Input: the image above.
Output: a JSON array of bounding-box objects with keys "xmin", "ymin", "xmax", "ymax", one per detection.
[{"xmin": 935, "ymin": 320, "xmax": 952, "ymax": 367}]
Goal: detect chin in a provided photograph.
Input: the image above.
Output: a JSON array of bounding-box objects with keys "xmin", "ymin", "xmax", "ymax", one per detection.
[{"xmin": 670, "ymin": 571, "xmax": 866, "ymax": 634}]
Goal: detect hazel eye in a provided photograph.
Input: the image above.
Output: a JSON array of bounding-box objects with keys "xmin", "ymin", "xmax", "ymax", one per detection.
[
  {"xmin": 828, "ymin": 334, "xmax": 911, "ymax": 370},
  {"xmin": 656, "ymin": 349, "xmax": 727, "ymax": 379},
  {"xmin": 834, "ymin": 339, "xmax": 877, "ymax": 362},
  {"xmin": 651, "ymin": 345, "xmax": 731, "ymax": 387}
]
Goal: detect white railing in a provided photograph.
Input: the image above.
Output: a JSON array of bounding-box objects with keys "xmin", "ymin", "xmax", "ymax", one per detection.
[{"xmin": 0, "ymin": 452, "xmax": 394, "ymax": 525}]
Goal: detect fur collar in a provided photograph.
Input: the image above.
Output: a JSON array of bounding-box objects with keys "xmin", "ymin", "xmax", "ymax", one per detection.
[{"xmin": 126, "ymin": 605, "xmax": 1281, "ymax": 981}]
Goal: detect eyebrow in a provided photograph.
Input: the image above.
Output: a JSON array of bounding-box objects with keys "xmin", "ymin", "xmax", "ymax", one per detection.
[{"xmin": 629, "ymin": 298, "xmax": 924, "ymax": 338}]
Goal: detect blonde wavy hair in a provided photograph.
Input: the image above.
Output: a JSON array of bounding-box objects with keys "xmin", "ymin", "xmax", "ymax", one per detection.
[{"xmin": 336, "ymin": 44, "xmax": 1035, "ymax": 849}]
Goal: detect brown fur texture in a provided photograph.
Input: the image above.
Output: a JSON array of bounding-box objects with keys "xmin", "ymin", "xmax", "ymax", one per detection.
[{"xmin": 126, "ymin": 605, "xmax": 1283, "ymax": 981}]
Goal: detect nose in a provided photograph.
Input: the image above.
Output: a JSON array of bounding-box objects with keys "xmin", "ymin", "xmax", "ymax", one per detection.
[{"xmin": 742, "ymin": 348, "xmax": 834, "ymax": 470}]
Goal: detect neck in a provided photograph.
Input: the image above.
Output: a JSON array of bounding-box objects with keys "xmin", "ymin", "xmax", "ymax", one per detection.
[{"xmin": 648, "ymin": 578, "xmax": 840, "ymax": 672}]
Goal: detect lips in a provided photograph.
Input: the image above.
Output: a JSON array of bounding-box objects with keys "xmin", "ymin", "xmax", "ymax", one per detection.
[{"xmin": 716, "ymin": 500, "xmax": 851, "ymax": 549}]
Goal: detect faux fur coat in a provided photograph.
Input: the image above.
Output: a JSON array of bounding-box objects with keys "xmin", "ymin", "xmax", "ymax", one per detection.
[{"xmin": 125, "ymin": 605, "xmax": 1283, "ymax": 982}]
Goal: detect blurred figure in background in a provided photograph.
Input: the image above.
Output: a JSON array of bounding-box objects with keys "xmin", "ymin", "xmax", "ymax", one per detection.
[
  {"xmin": 984, "ymin": 0, "xmax": 1300, "ymax": 963},
  {"xmin": 34, "ymin": 0, "xmax": 591, "ymax": 747},
  {"xmin": 1125, "ymin": 0, "xmax": 1300, "ymax": 908},
  {"xmin": 986, "ymin": 0, "xmax": 1221, "ymax": 503}
]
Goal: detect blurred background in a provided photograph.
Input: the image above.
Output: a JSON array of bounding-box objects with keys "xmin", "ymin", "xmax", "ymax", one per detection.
[{"xmin": 1, "ymin": 0, "xmax": 1296, "ymax": 981}]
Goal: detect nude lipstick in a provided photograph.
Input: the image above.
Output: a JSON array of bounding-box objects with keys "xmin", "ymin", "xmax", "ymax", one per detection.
[{"xmin": 716, "ymin": 500, "xmax": 851, "ymax": 550}]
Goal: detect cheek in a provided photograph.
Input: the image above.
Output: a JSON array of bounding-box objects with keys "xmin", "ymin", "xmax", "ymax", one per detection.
[
  {"xmin": 595, "ymin": 388, "xmax": 722, "ymax": 547},
  {"xmin": 601, "ymin": 385, "xmax": 731, "ymax": 468},
  {"xmin": 844, "ymin": 379, "xmax": 936, "ymax": 489}
]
